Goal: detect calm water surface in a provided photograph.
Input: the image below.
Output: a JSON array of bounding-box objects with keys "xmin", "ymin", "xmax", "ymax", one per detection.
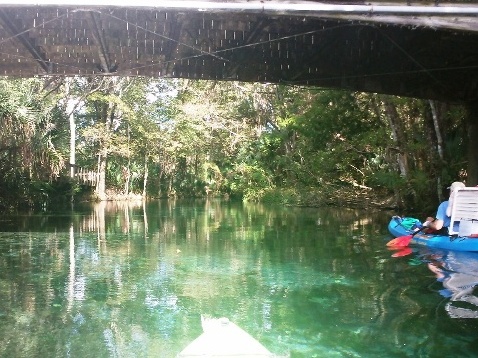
[{"xmin": 0, "ymin": 200, "xmax": 477, "ymax": 357}]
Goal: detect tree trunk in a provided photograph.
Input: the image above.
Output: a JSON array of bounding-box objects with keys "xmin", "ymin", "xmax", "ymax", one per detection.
[
  {"xmin": 466, "ymin": 102, "xmax": 478, "ymax": 186},
  {"xmin": 96, "ymin": 153, "xmax": 107, "ymax": 200},
  {"xmin": 123, "ymin": 166, "xmax": 130, "ymax": 195},
  {"xmin": 157, "ymin": 166, "xmax": 164, "ymax": 198},
  {"xmin": 68, "ymin": 106, "xmax": 76, "ymax": 179},
  {"xmin": 96, "ymin": 78, "xmax": 120, "ymax": 200},
  {"xmin": 428, "ymin": 100, "xmax": 445, "ymax": 201},
  {"xmin": 168, "ymin": 176, "xmax": 173, "ymax": 196},
  {"xmin": 429, "ymin": 100, "xmax": 444, "ymax": 161},
  {"xmin": 64, "ymin": 78, "xmax": 77, "ymax": 179},
  {"xmin": 381, "ymin": 96, "xmax": 409, "ymax": 178},
  {"xmin": 143, "ymin": 155, "xmax": 149, "ymax": 198}
]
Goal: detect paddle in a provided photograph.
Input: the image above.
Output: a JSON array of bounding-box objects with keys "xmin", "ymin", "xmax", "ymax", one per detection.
[
  {"xmin": 386, "ymin": 226, "xmax": 428, "ymax": 247},
  {"xmin": 391, "ymin": 247, "xmax": 413, "ymax": 258}
]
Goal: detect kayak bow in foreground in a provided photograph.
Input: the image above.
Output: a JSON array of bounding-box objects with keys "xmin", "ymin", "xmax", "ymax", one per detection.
[{"xmin": 178, "ymin": 316, "xmax": 278, "ymax": 357}]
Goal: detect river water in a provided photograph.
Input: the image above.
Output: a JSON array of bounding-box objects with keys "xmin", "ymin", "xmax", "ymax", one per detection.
[{"xmin": 0, "ymin": 199, "xmax": 477, "ymax": 357}]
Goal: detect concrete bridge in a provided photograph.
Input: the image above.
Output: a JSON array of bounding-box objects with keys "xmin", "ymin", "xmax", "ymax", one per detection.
[{"xmin": 0, "ymin": 0, "xmax": 477, "ymax": 102}]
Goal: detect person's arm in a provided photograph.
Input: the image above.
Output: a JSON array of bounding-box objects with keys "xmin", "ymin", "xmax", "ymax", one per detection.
[
  {"xmin": 424, "ymin": 201, "xmax": 448, "ymax": 230},
  {"xmin": 424, "ymin": 217, "xmax": 444, "ymax": 230}
]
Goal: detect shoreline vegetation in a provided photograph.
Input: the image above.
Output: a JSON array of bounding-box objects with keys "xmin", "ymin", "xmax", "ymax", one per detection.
[
  {"xmin": 0, "ymin": 78, "xmax": 472, "ymax": 215},
  {"xmin": 88, "ymin": 185, "xmax": 397, "ymax": 210}
]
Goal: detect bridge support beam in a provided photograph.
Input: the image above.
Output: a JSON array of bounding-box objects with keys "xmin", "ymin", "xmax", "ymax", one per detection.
[
  {"xmin": 87, "ymin": 11, "xmax": 115, "ymax": 73},
  {"xmin": 0, "ymin": 9, "xmax": 52, "ymax": 73}
]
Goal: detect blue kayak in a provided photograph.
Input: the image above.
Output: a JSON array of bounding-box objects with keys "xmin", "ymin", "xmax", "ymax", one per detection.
[{"xmin": 388, "ymin": 216, "xmax": 478, "ymax": 252}]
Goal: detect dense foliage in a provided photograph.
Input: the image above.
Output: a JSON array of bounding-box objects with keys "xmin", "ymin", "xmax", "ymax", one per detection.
[{"xmin": 0, "ymin": 77, "xmax": 469, "ymax": 213}]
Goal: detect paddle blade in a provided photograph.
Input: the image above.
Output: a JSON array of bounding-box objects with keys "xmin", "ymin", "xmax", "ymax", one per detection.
[
  {"xmin": 391, "ymin": 247, "xmax": 413, "ymax": 257},
  {"xmin": 386, "ymin": 234, "xmax": 413, "ymax": 247}
]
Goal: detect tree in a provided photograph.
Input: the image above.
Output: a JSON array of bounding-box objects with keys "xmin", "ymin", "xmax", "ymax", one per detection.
[
  {"xmin": 0, "ymin": 78, "xmax": 68, "ymax": 209},
  {"xmin": 79, "ymin": 77, "xmax": 137, "ymax": 199},
  {"xmin": 465, "ymin": 103, "xmax": 478, "ymax": 186},
  {"xmin": 0, "ymin": 76, "xmax": 472, "ymax": 211}
]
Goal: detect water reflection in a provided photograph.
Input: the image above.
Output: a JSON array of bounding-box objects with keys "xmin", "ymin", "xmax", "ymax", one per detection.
[
  {"xmin": 425, "ymin": 250, "xmax": 478, "ymax": 318},
  {"xmin": 3, "ymin": 200, "xmax": 477, "ymax": 357}
]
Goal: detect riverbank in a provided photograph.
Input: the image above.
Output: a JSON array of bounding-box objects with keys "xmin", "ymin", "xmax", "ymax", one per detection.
[{"xmin": 245, "ymin": 186, "xmax": 398, "ymax": 209}]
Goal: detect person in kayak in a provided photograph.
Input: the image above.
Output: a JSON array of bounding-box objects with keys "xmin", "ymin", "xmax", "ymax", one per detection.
[{"xmin": 423, "ymin": 181, "xmax": 465, "ymax": 234}]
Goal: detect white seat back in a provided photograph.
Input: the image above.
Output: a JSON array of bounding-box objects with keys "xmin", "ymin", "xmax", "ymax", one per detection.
[{"xmin": 449, "ymin": 187, "xmax": 478, "ymax": 235}]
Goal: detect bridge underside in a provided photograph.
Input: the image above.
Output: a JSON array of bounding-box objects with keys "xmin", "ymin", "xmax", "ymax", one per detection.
[{"xmin": 0, "ymin": 1, "xmax": 477, "ymax": 102}]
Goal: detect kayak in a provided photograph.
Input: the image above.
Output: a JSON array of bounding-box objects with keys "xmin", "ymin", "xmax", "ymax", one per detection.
[
  {"xmin": 388, "ymin": 216, "xmax": 478, "ymax": 252},
  {"xmin": 177, "ymin": 316, "xmax": 276, "ymax": 357}
]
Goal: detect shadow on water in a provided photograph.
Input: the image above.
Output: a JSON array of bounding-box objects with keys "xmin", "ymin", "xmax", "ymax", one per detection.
[{"xmin": 0, "ymin": 200, "xmax": 477, "ymax": 357}]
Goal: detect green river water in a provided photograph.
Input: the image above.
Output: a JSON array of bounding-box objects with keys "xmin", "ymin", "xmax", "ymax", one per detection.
[{"xmin": 0, "ymin": 199, "xmax": 477, "ymax": 357}]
